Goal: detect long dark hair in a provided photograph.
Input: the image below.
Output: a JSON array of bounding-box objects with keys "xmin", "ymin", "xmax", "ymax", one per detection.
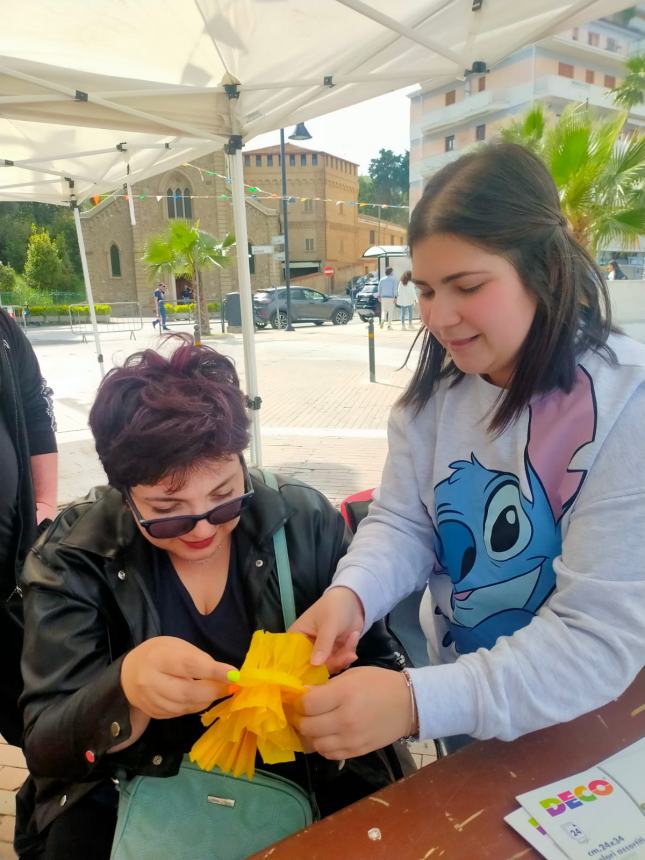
[{"xmin": 400, "ymin": 143, "xmax": 615, "ymax": 432}]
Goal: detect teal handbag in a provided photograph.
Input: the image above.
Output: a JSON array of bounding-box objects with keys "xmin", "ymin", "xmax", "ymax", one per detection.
[{"xmin": 110, "ymin": 470, "xmax": 314, "ymax": 860}]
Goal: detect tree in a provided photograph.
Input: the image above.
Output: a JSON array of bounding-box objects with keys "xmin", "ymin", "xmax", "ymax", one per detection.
[
  {"xmin": 24, "ymin": 226, "xmax": 65, "ymax": 292},
  {"xmin": 0, "ymin": 262, "xmax": 17, "ymax": 292},
  {"xmin": 358, "ymin": 149, "xmax": 409, "ymax": 227},
  {"xmin": 611, "ymin": 52, "xmax": 645, "ymax": 110},
  {"xmin": 142, "ymin": 220, "xmax": 235, "ymax": 339},
  {"xmin": 500, "ymin": 102, "xmax": 645, "ymax": 252}
]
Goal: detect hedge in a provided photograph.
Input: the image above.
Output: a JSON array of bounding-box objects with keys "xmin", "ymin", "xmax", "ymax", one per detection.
[
  {"xmin": 164, "ymin": 302, "xmax": 220, "ymax": 314},
  {"xmin": 26, "ymin": 304, "xmax": 112, "ymax": 316}
]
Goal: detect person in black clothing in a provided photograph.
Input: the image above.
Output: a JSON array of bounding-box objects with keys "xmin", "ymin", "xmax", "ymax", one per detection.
[
  {"xmin": 20, "ymin": 338, "xmax": 411, "ymax": 860},
  {"xmin": 0, "ymin": 308, "xmax": 57, "ymax": 747}
]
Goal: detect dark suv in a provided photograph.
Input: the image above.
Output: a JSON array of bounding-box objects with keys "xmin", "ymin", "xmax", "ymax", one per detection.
[
  {"xmin": 253, "ymin": 287, "xmax": 353, "ymax": 328},
  {"xmin": 355, "ymin": 280, "xmax": 381, "ymax": 322}
]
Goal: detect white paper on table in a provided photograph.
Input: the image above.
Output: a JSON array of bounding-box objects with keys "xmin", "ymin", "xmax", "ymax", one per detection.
[
  {"xmin": 517, "ymin": 766, "xmax": 645, "ymax": 860},
  {"xmin": 504, "ymin": 808, "xmax": 568, "ymax": 859},
  {"xmin": 598, "ymin": 738, "xmax": 645, "ymax": 812}
]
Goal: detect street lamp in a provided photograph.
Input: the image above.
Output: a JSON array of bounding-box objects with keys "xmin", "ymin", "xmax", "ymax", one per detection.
[{"xmin": 279, "ymin": 121, "xmax": 312, "ymax": 331}]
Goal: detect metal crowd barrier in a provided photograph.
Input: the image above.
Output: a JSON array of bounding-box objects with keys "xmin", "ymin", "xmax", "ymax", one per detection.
[{"xmin": 68, "ymin": 301, "xmax": 143, "ymax": 341}]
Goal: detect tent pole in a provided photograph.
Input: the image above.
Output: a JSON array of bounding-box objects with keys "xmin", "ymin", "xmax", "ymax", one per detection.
[
  {"xmin": 227, "ymin": 147, "xmax": 262, "ymax": 466},
  {"xmin": 72, "ymin": 205, "xmax": 105, "ymax": 378}
]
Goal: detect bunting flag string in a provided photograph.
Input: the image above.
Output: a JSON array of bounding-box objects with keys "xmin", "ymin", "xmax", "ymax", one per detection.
[{"xmin": 87, "ymin": 160, "xmax": 409, "ymax": 212}]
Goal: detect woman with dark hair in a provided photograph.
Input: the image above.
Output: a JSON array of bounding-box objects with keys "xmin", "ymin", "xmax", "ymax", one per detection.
[
  {"xmin": 292, "ymin": 143, "xmax": 645, "ymax": 760},
  {"xmin": 607, "ymin": 259, "xmax": 627, "ymax": 280},
  {"xmin": 396, "ymin": 270, "xmax": 417, "ymax": 329},
  {"xmin": 19, "ymin": 339, "xmax": 410, "ymax": 860}
]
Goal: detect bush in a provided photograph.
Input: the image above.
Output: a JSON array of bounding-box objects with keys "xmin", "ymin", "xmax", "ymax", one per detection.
[
  {"xmin": 27, "ymin": 303, "xmax": 111, "ymax": 317},
  {"xmin": 0, "ymin": 263, "xmax": 17, "ymax": 291}
]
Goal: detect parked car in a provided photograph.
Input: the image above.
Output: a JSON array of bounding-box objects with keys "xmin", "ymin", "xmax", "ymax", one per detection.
[
  {"xmin": 355, "ymin": 281, "xmax": 381, "ymax": 322},
  {"xmin": 253, "ymin": 286, "xmax": 353, "ymax": 328}
]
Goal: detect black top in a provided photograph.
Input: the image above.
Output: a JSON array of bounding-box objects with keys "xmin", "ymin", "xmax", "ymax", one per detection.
[
  {"xmin": 0, "ymin": 407, "xmax": 19, "ymax": 571},
  {"xmin": 150, "ymin": 535, "xmax": 253, "ymax": 754},
  {"xmin": 152, "ymin": 536, "xmax": 252, "ymax": 670},
  {"xmin": 0, "ymin": 310, "xmax": 57, "ymax": 593}
]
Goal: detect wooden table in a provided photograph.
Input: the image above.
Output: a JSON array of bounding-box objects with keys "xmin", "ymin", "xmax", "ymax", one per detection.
[{"xmin": 251, "ymin": 671, "xmax": 645, "ymax": 859}]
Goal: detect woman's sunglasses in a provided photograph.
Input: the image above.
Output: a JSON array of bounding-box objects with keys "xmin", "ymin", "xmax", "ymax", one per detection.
[{"xmin": 124, "ymin": 464, "xmax": 254, "ymax": 539}]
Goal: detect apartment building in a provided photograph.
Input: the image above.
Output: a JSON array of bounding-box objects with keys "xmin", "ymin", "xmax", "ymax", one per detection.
[
  {"xmin": 410, "ymin": 8, "xmax": 645, "ymax": 209},
  {"xmin": 243, "ymin": 143, "xmax": 406, "ymax": 283}
]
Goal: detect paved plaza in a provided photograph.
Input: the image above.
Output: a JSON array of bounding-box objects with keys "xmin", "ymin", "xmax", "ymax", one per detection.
[{"xmin": 0, "ymin": 316, "xmax": 436, "ymax": 856}]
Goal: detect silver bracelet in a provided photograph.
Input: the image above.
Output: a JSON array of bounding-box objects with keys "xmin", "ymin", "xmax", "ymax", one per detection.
[{"xmin": 400, "ymin": 668, "xmax": 420, "ymax": 744}]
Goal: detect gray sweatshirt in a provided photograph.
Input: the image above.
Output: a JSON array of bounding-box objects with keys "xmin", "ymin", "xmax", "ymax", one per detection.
[{"xmin": 332, "ymin": 333, "xmax": 645, "ymax": 741}]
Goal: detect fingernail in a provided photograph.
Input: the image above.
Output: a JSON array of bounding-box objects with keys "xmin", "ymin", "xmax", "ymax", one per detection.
[
  {"xmin": 227, "ymin": 669, "xmax": 240, "ymax": 683},
  {"xmin": 311, "ymin": 652, "xmax": 324, "ymax": 665}
]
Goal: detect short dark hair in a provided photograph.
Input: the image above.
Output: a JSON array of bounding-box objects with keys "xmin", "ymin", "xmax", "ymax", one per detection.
[
  {"xmin": 400, "ymin": 270, "xmax": 412, "ymax": 285},
  {"xmin": 402, "ymin": 142, "xmax": 614, "ymax": 432},
  {"xmin": 89, "ymin": 337, "xmax": 250, "ymax": 491},
  {"xmin": 385, "ymin": 267, "xmax": 393, "ymax": 275}
]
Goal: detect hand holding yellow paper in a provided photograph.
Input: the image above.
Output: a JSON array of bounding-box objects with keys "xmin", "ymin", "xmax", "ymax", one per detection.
[{"xmin": 190, "ymin": 631, "xmax": 328, "ymax": 779}]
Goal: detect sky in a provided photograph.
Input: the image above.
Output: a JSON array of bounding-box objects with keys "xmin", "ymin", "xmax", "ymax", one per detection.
[{"xmin": 246, "ymin": 87, "xmax": 415, "ymax": 175}]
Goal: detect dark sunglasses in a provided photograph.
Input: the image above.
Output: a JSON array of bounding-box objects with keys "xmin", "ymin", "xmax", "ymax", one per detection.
[{"xmin": 125, "ymin": 464, "xmax": 254, "ymax": 539}]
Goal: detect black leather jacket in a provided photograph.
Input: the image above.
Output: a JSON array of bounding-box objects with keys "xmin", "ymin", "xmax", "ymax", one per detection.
[{"xmin": 21, "ymin": 471, "xmax": 410, "ymax": 834}]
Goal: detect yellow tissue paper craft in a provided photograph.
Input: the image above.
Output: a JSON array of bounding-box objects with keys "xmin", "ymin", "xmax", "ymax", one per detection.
[{"xmin": 190, "ymin": 630, "xmax": 328, "ymax": 780}]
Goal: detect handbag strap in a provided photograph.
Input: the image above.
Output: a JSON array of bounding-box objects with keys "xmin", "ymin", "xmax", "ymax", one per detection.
[{"xmin": 259, "ymin": 469, "xmax": 296, "ymax": 629}]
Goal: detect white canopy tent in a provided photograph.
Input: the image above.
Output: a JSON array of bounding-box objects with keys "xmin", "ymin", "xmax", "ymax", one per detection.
[{"xmin": 0, "ymin": 0, "xmax": 631, "ymax": 463}]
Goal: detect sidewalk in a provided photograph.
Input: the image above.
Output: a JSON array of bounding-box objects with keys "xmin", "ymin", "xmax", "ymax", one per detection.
[{"xmin": 0, "ymin": 319, "xmax": 434, "ymax": 855}]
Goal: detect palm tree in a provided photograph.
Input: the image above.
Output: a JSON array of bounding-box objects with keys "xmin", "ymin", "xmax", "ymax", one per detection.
[
  {"xmin": 142, "ymin": 220, "xmax": 235, "ymax": 339},
  {"xmin": 611, "ymin": 53, "xmax": 645, "ymax": 110},
  {"xmin": 500, "ymin": 102, "xmax": 645, "ymax": 252}
]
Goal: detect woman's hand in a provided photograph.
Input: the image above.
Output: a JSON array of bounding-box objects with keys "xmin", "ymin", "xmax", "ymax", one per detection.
[
  {"xmin": 121, "ymin": 636, "xmax": 235, "ymax": 720},
  {"xmin": 295, "ymin": 667, "xmax": 415, "ymax": 760},
  {"xmin": 289, "ymin": 587, "xmax": 365, "ymax": 673}
]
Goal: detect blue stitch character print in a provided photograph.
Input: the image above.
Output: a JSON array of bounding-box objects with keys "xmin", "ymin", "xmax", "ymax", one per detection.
[{"xmin": 432, "ymin": 366, "xmax": 597, "ymax": 654}]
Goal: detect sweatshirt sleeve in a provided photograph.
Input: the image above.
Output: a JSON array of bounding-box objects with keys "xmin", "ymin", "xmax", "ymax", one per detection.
[
  {"xmin": 331, "ymin": 404, "xmax": 436, "ymax": 629},
  {"xmin": 408, "ymin": 384, "xmax": 645, "ymax": 742}
]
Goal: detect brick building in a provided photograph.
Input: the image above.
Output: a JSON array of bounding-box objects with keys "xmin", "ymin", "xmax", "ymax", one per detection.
[
  {"xmin": 243, "ymin": 143, "xmax": 407, "ymax": 284},
  {"xmin": 81, "ymin": 150, "xmax": 279, "ymax": 313},
  {"xmin": 81, "ymin": 144, "xmax": 406, "ymax": 310}
]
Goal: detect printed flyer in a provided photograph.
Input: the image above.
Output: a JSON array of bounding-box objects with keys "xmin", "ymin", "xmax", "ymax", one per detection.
[
  {"xmin": 516, "ymin": 764, "xmax": 645, "ymax": 859},
  {"xmin": 504, "ymin": 808, "xmax": 568, "ymax": 858}
]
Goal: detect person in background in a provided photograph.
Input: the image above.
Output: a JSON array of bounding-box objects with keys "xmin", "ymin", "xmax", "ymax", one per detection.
[
  {"xmin": 396, "ymin": 271, "xmax": 417, "ymax": 329},
  {"xmin": 377, "ymin": 267, "xmax": 397, "ymax": 330},
  {"xmin": 607, "ymin": 259, "xmax": 627, "ymax": 281},
  {"xmin": 0, "ymin": 307, "xmax": 57, "ymax": 748},
  {"xmin": 292, "ymin": 142, "xmax": 645, "ymax": 763},
  {"xmin": 152, "ymin": 283, "xmax": 169, "ymax": 331},
  {"xmin": 19, "ymin": 339, "xmax": 411, "ymax": 860},
  {"xmin": 180, "ymin": 285, "xmax": 193, "ymax": 304}
]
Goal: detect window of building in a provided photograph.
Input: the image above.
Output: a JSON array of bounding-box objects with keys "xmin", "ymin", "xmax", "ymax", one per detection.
[
  {"xmin": 109, "ymin": 243, "xmax": 121, "ymax": 277},
  {"xmin": 167, "ymin": 186, "xmax": 192, "ymax": 219},
  {"xmin": 558, "ymin": 62, "xmax": 574, "ymax": 79},
  {"xmin": 606, "ymin": 37, "xmax": 618, "ymax": 52},
  {"xmin": 267, "ymin": 154, "xmax": 273, "ymax": 167},
  {"xmin": 183, "ymin": 188, "xmax": 192, "ymax": 220},
  {"xmin": 304, "ymin": 199, "xmax": 313, "ymax": 213},
  {"xmin": 604, "ymin": 74, "xmax": 616, "ymax": 88},
  {"xmin": 475, "ymin": 123, "xmax": 486, "ymax": 141},
  {"xmin": 289, "ymin": 154, "xmax": 296, "ymax": 167},
  {"xmin": 369, "ymin": 229, "xmax": 376, "ymax": 244},
  {"xmin": 390, "ymin": 234, "xmax": 395, "ymax": 244},
  {"xmin": 300, "ymin": 153, "xmax": 307, "ymax": 166},
  {"xmin": 572, "ymin": 27, "xmax": 579, "ymax": 41},
  {"xmin": 478, "ymin": 76, "xmax": 486, "ymax": 92},
  {"xmin": 244, "ymin": 155, "xmax": 250, "ymax": 167},
  {"xmin": 585, "ymin": 69, "xmax": 595, "ymax": 84},
  {"xmin": 445, "ymin": 134, "xmax": 455, "ymax": 152},
  {"xmin": 255, "ymin": 155, "xmax": 262, "ymax": 167},
  {"xmin": 338, "ymin": 203, "xmax": 344, "ymax": 215},
  {"xmin": 445, "ymin": 89, "xmax": 456, "ymax": 106},
  {"xmin": 312, "ymin": 153, "xmax": 318, "ymax": 166},
  {"xmin": 588, "ymin": 31, "xmax": 599, "ymax": 47},
  {"xmin": 305, "ymin": 238, "xmax": 315, "ymax": 251}
]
